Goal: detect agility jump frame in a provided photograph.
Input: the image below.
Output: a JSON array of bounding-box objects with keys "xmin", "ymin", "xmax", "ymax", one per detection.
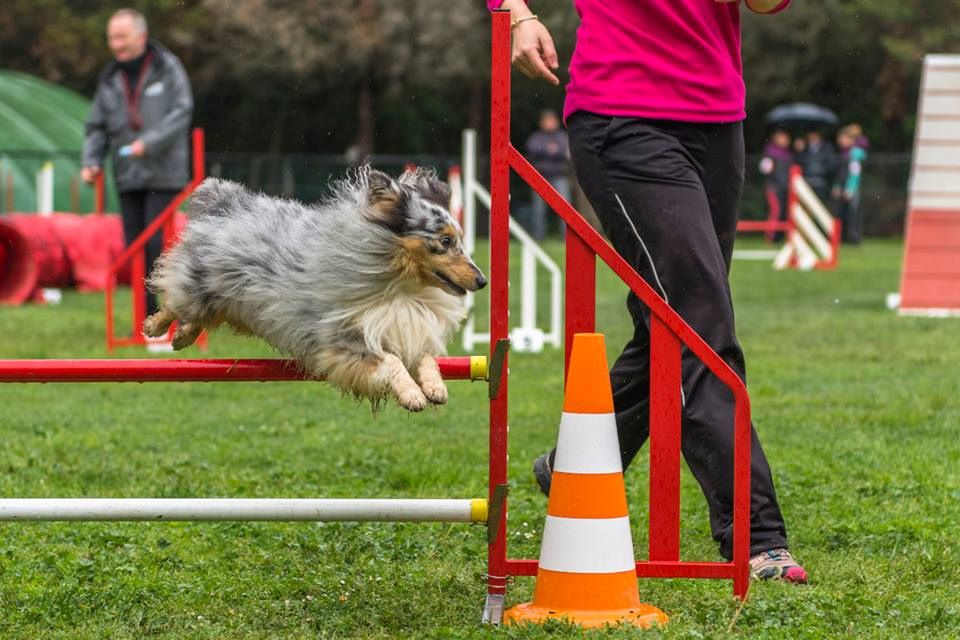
[
  {"xmin": 483, "ymin": 10, "xmax": 751, "ymax": 623},
  {"xmin": 0, "ymin": 13, "xmax": 750, "ymax": 624},
  {"xmin": 104, "ymin": 128, "xmax": 207, "ymax": 350},
  {"xmin": 0, "ymin": 356, "xmax": 489, "ymax": 525}
]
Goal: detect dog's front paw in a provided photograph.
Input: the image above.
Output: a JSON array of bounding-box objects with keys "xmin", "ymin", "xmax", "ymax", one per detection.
[
  {"xmin": 421, "ymin": 379, "xmax": 448, "ymax": 405},
  {"xmin": 396, "ymin": 387, "xmax": 428, "ymax": 412},
  {"xmin": 143, "ymin": 310, "xmax": 173, "ymax": 337}
]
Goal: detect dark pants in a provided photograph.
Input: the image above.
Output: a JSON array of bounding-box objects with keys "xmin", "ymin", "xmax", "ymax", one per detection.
[
  {"xmin": 119, "ymin": 189, "xmax": 179, "ymax": 317},
  {"xmin": 836, "ymin": 193, "xmax": 862, "ymax": 244},
  {"xmin": 565, "ymin": 112, "xmax": 789, "ymax": 559}
]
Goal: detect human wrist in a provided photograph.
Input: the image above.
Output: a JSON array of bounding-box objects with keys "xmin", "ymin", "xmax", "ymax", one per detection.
[{"xmin": 498, "ymin": 0, "xmax": 533, "ymax": 20}]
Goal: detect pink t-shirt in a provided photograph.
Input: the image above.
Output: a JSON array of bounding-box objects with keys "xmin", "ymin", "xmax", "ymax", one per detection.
[{"xmin": 488, "ymin": 1, "xmax": 789, "ymax": 123}]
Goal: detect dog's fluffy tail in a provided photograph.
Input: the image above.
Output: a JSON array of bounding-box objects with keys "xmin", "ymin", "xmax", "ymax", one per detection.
[{"xmin": 187, "ymin": 178, "xmax": 248, "ymax": 219}]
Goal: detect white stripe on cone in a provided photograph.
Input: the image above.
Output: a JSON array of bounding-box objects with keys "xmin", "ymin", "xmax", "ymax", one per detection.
[
  {"xmin": 539, "ymin": 515, "xmax": 636, "ymax": 574},
  {"xmin": 553, "ymin": 412, "xmax": 623, "ymax": 474}
]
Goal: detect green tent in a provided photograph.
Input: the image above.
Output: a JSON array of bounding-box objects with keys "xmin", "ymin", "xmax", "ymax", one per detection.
[{"xmin": 0, "ymin": 70, "xmax": 117, "ymax": 213}]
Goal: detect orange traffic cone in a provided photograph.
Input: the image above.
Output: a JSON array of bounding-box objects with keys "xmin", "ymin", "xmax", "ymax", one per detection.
[{"xmin": 504, "ymin": 333, "xmax": 668, "ymax": 628}]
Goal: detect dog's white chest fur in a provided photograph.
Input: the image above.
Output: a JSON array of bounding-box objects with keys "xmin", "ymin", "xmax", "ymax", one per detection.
[{"xmin": 351, "ymin": 289, "xmax": 466, "ymax": 368}]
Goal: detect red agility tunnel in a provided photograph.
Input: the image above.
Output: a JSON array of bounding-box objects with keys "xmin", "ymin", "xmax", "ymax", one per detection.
[
  {"xmin": 0, "ymin": 218, "xmax": 39, "ymax": 304},
  {"xmin": 0, "ymin": 213, "xmax": 187, "ymax": 305}
]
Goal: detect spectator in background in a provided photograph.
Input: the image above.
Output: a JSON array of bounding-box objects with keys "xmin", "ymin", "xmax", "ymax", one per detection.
[
  {"xmin": 799, "ymin": 129, "xmax": 836, "ymax": 205},
  {"xmin": 81, "ymin": 8, "xmax": 193, "ymax": 318},
  {"xmin": 759, "ymin": 128, "xmax": 793, "ymax": 242},
  {"xmin": 524, "ymin": 109, "xmax": 571, "ymax": 240},
  {"xmin": 833, "ymin": 124, "xmax": 868, "ymax": 244}
]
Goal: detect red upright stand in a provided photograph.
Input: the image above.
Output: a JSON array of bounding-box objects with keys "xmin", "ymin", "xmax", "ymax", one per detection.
[
  {"xmin": 483, "ymin": 10, "xmax": 753, "ymax": 624},
  {"xmin": 105, "ymin": 129, "xmax": 207, "ymax": 350}
]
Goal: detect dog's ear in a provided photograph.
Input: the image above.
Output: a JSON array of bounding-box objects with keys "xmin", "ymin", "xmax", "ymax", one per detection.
[
  {"xmin": 401, "ymin": 168, "xmax": 452, "ymax": 209},
  {"xmin": 366, "ymin": 169, "xmax": 408, "ymax": 232}
]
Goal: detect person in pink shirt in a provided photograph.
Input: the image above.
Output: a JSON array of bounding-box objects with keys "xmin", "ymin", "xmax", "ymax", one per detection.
[{"xmin": 492, "ymin": 0, "xmax": 807, "ymax": 583}]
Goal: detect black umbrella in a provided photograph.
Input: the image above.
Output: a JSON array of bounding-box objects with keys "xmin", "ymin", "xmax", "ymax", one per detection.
[{"xmin": 764, "ymin": 103, "xmax": 838, "ymax": 130}]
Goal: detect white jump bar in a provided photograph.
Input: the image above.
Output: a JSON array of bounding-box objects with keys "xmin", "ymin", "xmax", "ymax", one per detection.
[{"xmin": 0, "ymin": 498, "xmax": 488, "ymax": 523}]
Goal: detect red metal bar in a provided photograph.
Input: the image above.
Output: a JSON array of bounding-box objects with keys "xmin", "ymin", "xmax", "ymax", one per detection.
[
  {"xmin": 563, "ymin": 233, "xmax": 596, "ymax": 380},
  {"xmin": 736, "ymin": 220, "xmax": 791, "ymax": 233},
  {"xmin": 486, "ymin": 9, "xmax": 512, "ymax": 603},
  {"xmin": 506, "ymin": 559, "xmax": 736, "ymax": 580},
  {"xmin": 648, "ymin": 316, "xmax": 682, "ymax": 561},
  {"xmin": 0, "ymin": 357, "xmax": 480, "ymax": 383},
  {"xmin": 733, "ymin": 395, "xmax": 752, "ymax": 597},
  {"xmin": 510, "ymin": 148, "xmax": 749, "ymax": 400},
  {"xmin": 131, "ymin": 251, "xmax": 146, "ymax": 345},
  {"xmin": 94, "ymin": 172, "xmax": 105, "ymax": 215}
]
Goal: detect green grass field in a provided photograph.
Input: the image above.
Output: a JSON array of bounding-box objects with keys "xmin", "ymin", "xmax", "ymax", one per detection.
[{"xmin": 0, "ymin": 238, "xmax": 957, "ymax": 639}]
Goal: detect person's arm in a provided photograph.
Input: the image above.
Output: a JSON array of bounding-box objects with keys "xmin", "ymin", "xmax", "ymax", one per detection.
[
  {"xmin": 490, "ymin": 0, "xmax": 559, "ymax": 86},
  {"xmin": 138, "ymin": 55, "xmax": 194, "ymax": 156},
  {"xmin": 81, "ymin": 84, "xmax": 109, "ymax": 182}
]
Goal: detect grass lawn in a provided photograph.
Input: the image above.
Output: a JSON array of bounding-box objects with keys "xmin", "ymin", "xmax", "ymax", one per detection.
[{"xmin": 0, "ymin": 237, "xmax": 957, "ymax": 639}]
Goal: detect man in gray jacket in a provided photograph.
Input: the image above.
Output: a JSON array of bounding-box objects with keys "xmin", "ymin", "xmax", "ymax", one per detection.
[{"xmin": 81, "ymin": 8, "xmax": 193, "ymax": 317}]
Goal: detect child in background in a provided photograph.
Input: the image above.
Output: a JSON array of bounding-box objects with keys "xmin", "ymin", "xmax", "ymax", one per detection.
[
  {"xmin": 759, "ymin": 128, "xmax": 793, "ymax": 242},
  {"xmin": 833, "ymin": 124, "xmax": 869, "ymax": 244}
]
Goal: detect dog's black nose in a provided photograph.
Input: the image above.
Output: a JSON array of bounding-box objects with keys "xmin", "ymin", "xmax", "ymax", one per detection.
[{"xmin": 475, "ymin": 274, "xmax": 488, "ymax": 290}]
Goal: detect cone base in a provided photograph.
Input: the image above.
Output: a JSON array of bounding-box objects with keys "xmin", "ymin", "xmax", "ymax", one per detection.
[{"xmin": 504, "ymin": 601, "xmax": 668, "ymax": 629}]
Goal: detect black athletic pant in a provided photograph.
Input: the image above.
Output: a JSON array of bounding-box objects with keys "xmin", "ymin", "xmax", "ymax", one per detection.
[
  {"xmin": 566, "ymin": 112, "xmax": 788, "ymax": 559},
  {"xmin": 119, "ymin": 189, "xmax": 179, "ymax": 317}
]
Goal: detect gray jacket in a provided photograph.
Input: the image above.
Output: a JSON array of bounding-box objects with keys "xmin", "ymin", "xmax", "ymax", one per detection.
[{"xmin": 82, "ymin": 42, "xmax": 193, "ymax": 192}]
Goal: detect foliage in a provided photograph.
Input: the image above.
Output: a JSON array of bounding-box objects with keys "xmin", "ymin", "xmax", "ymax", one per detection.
[
  {"xmin": 1, "ymin": 2, "xmax": 959, "ymax": 154},
  {"xmin": 0, "ymin": 239, "xmax": 958, "ymax": 638}
]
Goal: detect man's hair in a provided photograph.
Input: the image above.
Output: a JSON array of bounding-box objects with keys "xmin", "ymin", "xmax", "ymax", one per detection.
[{"xmin": 111, "ymin": 8, "xmax": 148, "ymax": 34}]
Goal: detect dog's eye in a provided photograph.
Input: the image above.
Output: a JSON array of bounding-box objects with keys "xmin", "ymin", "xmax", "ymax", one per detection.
[{"xmin": 440, "ymin": 236, "xmax": 452, "ymax": 249}]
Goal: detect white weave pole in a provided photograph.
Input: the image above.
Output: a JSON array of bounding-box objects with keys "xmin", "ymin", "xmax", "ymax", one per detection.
[{"xmin": 0, "ymin": 499, "xmax": 487, "ymax": 523}]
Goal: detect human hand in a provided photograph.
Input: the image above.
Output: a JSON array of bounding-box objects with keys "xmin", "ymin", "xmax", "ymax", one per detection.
[
  {"xmin": 831, "ymin": 187, "xmax": 841, "ymax": 200},
  {"xmin": 511, "ymin": 19, "xmax": 559, "ymax": 86},
  {"xmin": 129, "ymin": 139, "xmax": 146, "ymax": 157},
  {"xmin": 80, "ymin": 166, "xmax": 101, "ymax": 184}
]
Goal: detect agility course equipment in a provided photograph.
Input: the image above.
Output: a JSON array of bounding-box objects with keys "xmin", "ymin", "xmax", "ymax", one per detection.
[
  {"xmin": 104, "ymin": 128, "xmax": 206, "ymax": 350},
  {"xmin": 504, "ymin": 333, "xmax": 668, "ymax": 628},
  {"xmin": 0, "ymin": 14, "xmax": 752, "ymax": 624},
  {"xmin": 459, "ymin": 129, "xmax": 562, "ymax": 353},
  {"xmin": 0, "ymin": 355, "xmax": 490, "ymax": 525},
  {"xmin": 897, "ymin": 54, "xmax": 960, "ymax": 316},
  {"xmin": 483, "ymin": 10, "xmax": 752, "ymax": 624},
  {"xmin": 772, "ymin": 166, "xmax": 840, "ymax": 270}
]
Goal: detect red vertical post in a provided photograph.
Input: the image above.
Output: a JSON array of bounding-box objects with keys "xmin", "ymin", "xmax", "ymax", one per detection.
[
  {"xmin": 192, "ymin": 128, "xmax": 205, "ymax": 184},
  {"xmin": 563, "ymin": 234, "xmax": 595, "ymax": 379},
  {"xmin": 94, "ymin": 172, "xmax": 105, "ymax": 215},
  {"xmin": 131, "ymin": 251, "xmax": 147, "ymax": 343},
  {"xmin": 732, "ymin": 393, "xmax": 752, "ymax": 598},
  {"xmin": 105, "ymin": 275, "xmax": 115, "ymax": 351},
  {"xmin": 487, "ymin": 9, "xmax": 512, "ymax": 609},
  {"xmin": 648, "ymin": 316, "xmax": 682, "ymax": 561}
]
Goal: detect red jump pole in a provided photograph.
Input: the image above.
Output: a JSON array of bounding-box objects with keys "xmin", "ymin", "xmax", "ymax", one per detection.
[
  {"xmin": 0, "ymin": 357, "xmax": 484, "ymax": 383},
  {"xmin": 484, "ymin": 9, "xmax": 512, "ymax": 623}
]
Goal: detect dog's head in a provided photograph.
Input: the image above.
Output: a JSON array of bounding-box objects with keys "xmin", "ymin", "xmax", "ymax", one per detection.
[{"xmin": 364, "ymin": 167, "xmax": 486, "ymax": 296}]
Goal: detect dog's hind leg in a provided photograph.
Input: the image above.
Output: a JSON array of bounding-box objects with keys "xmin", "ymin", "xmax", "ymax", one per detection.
[
  {"xmin": 415, "ymin": 355, "xmax": 448, "ymax": 405},
  {"xmin": 143, "ymin": 307, "xmax": 177, "ymax": 337},
  {"xmin": 171, "ymin": 322, "xmax": 203, "ymax": 350}
]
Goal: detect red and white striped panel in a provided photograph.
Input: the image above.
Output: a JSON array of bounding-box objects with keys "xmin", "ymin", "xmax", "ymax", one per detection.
[{"xmin": 901, "ymin": 55, "xmax": 960, "ymax": 315}]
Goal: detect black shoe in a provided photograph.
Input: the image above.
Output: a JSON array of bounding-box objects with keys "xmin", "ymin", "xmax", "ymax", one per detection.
[{"xmin": 532, "ymin": 449, "xmax": 555, "ymax": 496}]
